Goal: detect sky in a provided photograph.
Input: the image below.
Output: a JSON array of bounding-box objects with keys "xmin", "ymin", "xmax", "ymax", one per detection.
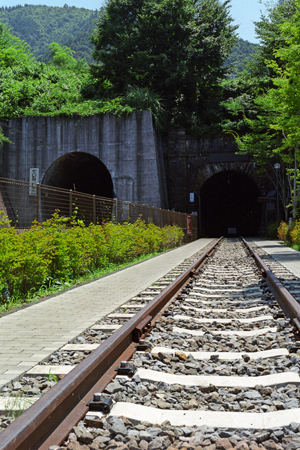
[{"xmin": 0, "ymin": 0, "xmax": 268, "ymax": 43}]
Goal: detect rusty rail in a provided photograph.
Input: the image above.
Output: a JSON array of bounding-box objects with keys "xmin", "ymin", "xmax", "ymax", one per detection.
[
  {"xmin": 0, "ymin": 237, "xmax": 222, "ymax": 450},
  {"xmin": 242, "ymin": 238, "xmax": 300, "ymax": 329}
]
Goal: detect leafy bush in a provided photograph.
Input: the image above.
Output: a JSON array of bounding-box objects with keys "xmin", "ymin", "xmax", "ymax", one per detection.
[
  {"xmin": 277, "ymin": 220, "xmax": 297, "ymax": 244},
  {"xmin": 287, "ymin": 221, "xmax": 296, "ymax": 243},
  {"xmin": 277, "ymin": 221, "xmax": 289, "ymax": 241},
  {"xmin": 267, "ymin": 222, "xmax": 278, "ymax": 240},
  {"xmin": 121, "ymin": 86, "xmax": 166, "ymax": 131},
  {"xmin": 291, "ymin": 220, "xmax": 300, "ymax": 245},
  {"xmin": 0, "ymin": 213, "xmax": 184, "ymax": 303}
]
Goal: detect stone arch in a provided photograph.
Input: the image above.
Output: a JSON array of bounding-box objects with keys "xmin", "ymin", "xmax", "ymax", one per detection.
[{"xmin": 194, "ymin": 162, "xmax": 264, "ymax": 192}]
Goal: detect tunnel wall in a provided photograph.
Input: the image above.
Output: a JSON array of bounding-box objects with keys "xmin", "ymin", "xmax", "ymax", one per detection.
[{"xmin": 1, "ymin": 111, "xmax": 168, "ymax": 210}]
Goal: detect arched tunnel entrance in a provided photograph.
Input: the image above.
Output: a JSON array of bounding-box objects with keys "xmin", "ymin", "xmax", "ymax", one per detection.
[
  {"xmin": 200, "ymin": 170, "xmax": 262, "ymax": 237},
  {"xmin": 42, "ymin": 152, "xmax": 114, "ymax": 198},
  {"xmin": 42, "ymin": 152, "xmax": 114, "ymax": 223}
]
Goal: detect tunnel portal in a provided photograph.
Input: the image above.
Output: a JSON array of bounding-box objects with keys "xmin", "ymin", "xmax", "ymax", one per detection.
[
  {"xmin": 200, "ymin": 170, "xmax": 262, "ymax": 237},
  {"xmin": 42, "ymin": 152, "xmax": 114, "ymax": 198},
  {"xmin": 42, "ymin": 152, "xmax": 114, "ymax": 223}
]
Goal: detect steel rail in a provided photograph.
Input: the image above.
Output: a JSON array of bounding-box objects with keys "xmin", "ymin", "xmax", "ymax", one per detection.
[
  {"xmin": 242, "ymin": 238, "xmax": 300, "ymax": 322},
  {"xmin": 0, "ymin": 237, "xmax": 222, "ymax": 450}
]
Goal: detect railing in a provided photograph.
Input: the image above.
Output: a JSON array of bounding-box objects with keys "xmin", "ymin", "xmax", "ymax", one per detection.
[{"xmin": 0, "ymin": 177, "xmax": 198, "ymax": 241}]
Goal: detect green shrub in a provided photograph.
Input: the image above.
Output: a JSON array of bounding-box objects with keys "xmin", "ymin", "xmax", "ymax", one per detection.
[
  {"xmin": 287, "ymin": 221, "xmax": 296, "ymax": 243},
  {"xmin": 267, "ymin": 222, "xmax": 278, "ymax": 240},
  {"xmin": 291, "ymin": 220, "xmax": 300, "ymax": 245},
  {"xmin": 278, "ymin": 221, "xmax": 289, "ymax": 242},
  {"xmin": 0, "ymin": 213, "xmax": 184, "ymax": 303}
]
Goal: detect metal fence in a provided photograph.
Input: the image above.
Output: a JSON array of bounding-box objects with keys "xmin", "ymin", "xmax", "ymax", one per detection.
[{"xmin": 0, "ymin": 177, "xmax": 198, "ymax": 241}]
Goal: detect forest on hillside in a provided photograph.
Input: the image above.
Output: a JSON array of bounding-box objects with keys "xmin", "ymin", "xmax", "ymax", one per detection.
[
  {"xmin": 0, "ymin": 4, "xmax": 98, "ymax": 62},
  {"xmin": 227, "ymin": 38, "xmax": 258, "ymax": 72},
  {"xmin": 0, "ymin": 4, "xmax": 256, "ymax": 68}
]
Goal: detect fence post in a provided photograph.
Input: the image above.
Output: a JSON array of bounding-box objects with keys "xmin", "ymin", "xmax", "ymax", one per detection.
[
  {"xmin": 128, "ymin": 202, "xmax": 132, "ymax": 223},
  {"xmin": 36, "ymin": 183, "xmax": 40, "ymax": 223},
  {"xmin": 69, "ymin": 189, "xmax": 73, "ymax": 218},
  {"xmin": 93, "ymin": 195, "xmax": 96, "ymax": 224}
]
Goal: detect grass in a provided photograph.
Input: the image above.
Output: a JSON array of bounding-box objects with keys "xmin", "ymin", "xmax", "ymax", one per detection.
[
  {"xmin": 285, "ymin": 242, "xmax": 300, "ymax": 252},
  {"xmin": 0, "ymin": 250, "xmax": 164, "ymax": 314},
  {"xmin": 4, "ymin": 392, "xmax": 38, "ymax": 419}
]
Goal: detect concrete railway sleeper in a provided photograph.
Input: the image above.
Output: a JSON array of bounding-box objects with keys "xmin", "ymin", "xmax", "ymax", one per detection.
[{"xmin": 2, "ymin": 238, "xmax": 300, "ymax": 449}]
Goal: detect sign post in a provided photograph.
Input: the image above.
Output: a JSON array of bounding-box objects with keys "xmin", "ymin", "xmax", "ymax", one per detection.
[{"xmin": 186, "ymin": 214, "xmax": 192, "ymax": 236}]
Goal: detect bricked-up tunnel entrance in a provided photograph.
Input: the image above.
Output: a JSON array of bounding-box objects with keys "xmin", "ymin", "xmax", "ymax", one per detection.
[
  {"xmin": 42, "ymin": 152, "xmax": 114, "ymax": 198},
  {"xmin": 200, "ymin": 170, "xmax": 262, "ymax": 237}
]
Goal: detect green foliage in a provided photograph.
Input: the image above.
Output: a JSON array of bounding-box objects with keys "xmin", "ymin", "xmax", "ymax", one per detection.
[
  {"xmin": 48, "ymin": 370, "xmax": 59, "ymax": 383},
  {"xmin": 267, "ymin": 221, "xmax": 278, "ymax": 240},
  {"xmin": 103, "ymin": 218, "xmax": 183, "ymax": 264},
  {"xmin": 90, "ymin": 0, "xmax": 237, "ymax": 134},
  {"xmin": 277, "ymin": 220, "xmax": 296, "ymax": 244},
  {"xmin": 0, "ymin": 124, "xmax": 11, "ymax": 147},
  {"xmin": 291, "ymin": 220, "xmax": 300, "ymax": 245},
  {"xmin": 48, "ymin": 42, "xmax": 88, "ymax": 72},
  {"xmin": 0, "ymin": 213, "xmax": 184, "ymax": 303},
  {"xmin": 5, "ymin": 392, "xmax": 34, "ymax": 419},
  {"xmin": 0, "ymin": 4, "xmax": 98, "ymax": 63},
  {"xmin": 226, "ymin": 38, "xmax": 258, "ymax": 73},
  {"xmin": 278, "ymin": 220, "xmax": 289, "ymax": 242},
  {"xmin": 0, "ymin": 3, "xmax": 252, "ymax": 134},
  {"xmin": 121, "ymin": 86, "xmax": 166, "ymax": 132},
  {"xmin": 0, "ymin": 21, "xmax": 33, "ymax": 68},
  {"xmin": 0, "ymin": 22, "xmax": 137, "ymax": 119},
  {"xmin": 222, "ymin": 0, "xmax": 300, "ymax": 221},
  {"xmin": 0, "ymin": 34, "xmax": 134, "ymax": 119},
  {"xmin": 222, "ymin": 0, "xmax": 296, "ymax": 137}
]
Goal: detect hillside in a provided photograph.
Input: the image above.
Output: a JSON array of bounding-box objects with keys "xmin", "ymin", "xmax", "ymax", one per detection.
[
  {"xmin": 0, "ymin": 4, "xmax": 99, "ymax": 63},
  {"xmin": 226, "ymin": 38, "xmax": 259, "ymax": 72},
  {"xmin": 0, "ymin": 5, "xmax": 258, "ymax": 69}
]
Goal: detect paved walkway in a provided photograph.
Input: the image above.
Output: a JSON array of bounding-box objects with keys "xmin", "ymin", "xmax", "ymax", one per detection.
[
  {"xmin": 247, "ymin": 238, "xmax": 300, "ymax": 278},
  {"xmin": 0, "ymin": 238, "xmax": 214, "ymax": 389}
]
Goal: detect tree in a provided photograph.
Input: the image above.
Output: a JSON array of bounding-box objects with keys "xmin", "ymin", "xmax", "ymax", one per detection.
[
  {"xmin": 90, "ymin": 0, "xmax": 237, "ymax": 133},
  {"xmin": 258, "ymin": 0, "xmax": 300, "ymax": 219},
  {"xmin": 48, "ymin": 42, "xmax": 88, "ymax": 72},
  {"xmin": 222, "ymin": 0, "xmax": 300, "ymax": 220},
  {"xmin": 0, "ymin": 22, "xmax": 33, "ymax": 68}
]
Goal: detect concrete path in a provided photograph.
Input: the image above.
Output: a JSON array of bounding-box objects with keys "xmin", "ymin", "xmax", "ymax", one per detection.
[
  {"xmin": 247, "ymin": 238, "xmax": 300, "ymax": 278},
  {"xmin": 0, "ymin": 238, "xmax": 214, "ymax": 389}
]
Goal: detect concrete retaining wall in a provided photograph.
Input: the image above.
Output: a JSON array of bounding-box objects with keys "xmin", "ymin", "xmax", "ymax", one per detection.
[{"xmin": 0, "ymin": 111, "xmax": 168, "ymax": 209}]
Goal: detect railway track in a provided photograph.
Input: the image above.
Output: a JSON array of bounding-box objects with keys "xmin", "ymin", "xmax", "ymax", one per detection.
[{"xmin": 2, "ymin": 237, "xmax": 300, "ymax": 450}]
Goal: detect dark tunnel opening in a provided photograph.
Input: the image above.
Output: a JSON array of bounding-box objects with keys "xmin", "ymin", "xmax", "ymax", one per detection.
[
  {"xmin": 41, "ymin": 152, "xmax": 114, "ymax": 223},
  {"xmin": 42, "ymin": 152, "xmax": 114, "ymax": 198},
  {"xmin": 200, "ymin": 170, "xmax": 262, "ymax": 237}
]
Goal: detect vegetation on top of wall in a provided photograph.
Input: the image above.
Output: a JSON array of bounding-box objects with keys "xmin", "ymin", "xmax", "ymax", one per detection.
[
  {"xmin": 0, "ymin": 22, "xmax": 136, "ymax": 122},
  {"xmin": 0, "ymin": 2, "xmax": 246, "ymax": 136}
]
